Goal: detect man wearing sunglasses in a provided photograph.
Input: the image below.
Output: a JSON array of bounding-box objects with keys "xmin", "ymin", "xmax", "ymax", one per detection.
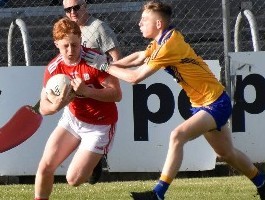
[
  {"xmin": 63, "ymin": 0, "xmax": 121, "ymax": 185},
  {"xmin": 63, "ymin": 0, "xmax": 120, "ymax": 62}
]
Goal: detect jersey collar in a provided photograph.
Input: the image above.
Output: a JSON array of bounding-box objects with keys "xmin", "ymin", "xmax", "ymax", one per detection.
[{"xmin": 158, "ymin": 26, "xmax": 174, "ymax": 45}]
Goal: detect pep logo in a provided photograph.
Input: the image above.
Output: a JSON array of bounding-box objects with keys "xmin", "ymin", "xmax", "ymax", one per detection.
[{"xmin": 132, "ymin": 73, "xmax": 265, "ymax": 141}]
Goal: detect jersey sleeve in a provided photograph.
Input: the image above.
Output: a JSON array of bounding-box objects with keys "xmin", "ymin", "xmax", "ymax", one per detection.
[
  {"xmin": 43, "ymin": 54, "xmax": 63, "ymax": 87},
  {"xmin": 145, "ymin": 44, "xmax": 171, "ymax": 70},
  {"xmin": 144, "ymin": 40, "xmax": 173, "ymax": 70},
  {"xmin": 43, "ymin": 67, "xmax": 52, "ymax": 87},
  {"xmin": 145, "ymin": 31, "xmax": 193, "ymax": 70}
]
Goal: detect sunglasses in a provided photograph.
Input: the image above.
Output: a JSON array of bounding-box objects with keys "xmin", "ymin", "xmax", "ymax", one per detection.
[{"xmin": 64, "ymin": 4, "xmax": 84, "ymax": 13}]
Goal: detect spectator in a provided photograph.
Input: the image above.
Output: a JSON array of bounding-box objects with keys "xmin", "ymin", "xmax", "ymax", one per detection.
[{"xmin": 63, "ymin": 0, "xmax": 121, "ymax": 62}]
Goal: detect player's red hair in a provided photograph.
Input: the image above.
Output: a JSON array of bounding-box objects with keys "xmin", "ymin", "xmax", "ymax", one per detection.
[{"xmin": 53, "ymin": 17, "xmax": 81, "ymax": 41}]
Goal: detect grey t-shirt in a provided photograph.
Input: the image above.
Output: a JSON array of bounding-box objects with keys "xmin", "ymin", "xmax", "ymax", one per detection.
[{"xmin": 81, "ymin": 16, "xmax": 119, "ymax": 54}]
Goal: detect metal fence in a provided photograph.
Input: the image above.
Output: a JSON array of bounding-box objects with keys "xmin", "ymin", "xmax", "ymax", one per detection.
[{"xmin": 0, "ymin": 0, "xmax": 264, "ymax": 73}]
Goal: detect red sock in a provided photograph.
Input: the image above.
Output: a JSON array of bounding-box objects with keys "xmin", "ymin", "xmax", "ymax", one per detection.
[{"xmin": 34, "ymin": 198, "xmax": 48, "ymax": 200}]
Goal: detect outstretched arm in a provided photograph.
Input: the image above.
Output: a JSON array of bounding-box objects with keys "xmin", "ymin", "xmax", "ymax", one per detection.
[
  {"xmin": 112, "ymin": 51, "xmax": 146, "ymax": 68},
  {"xmin": 85, "ymin": 50, "xmax": 158, "ymax": 84},
  {"xmin": 108, "ymin": 62, "xmax": 158, "ymax": 84}
]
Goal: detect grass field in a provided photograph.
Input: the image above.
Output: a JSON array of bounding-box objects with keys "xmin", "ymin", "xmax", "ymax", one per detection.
[{"xmin": 0, "ymin": 175, "xmax": 261, "ymax": 200}]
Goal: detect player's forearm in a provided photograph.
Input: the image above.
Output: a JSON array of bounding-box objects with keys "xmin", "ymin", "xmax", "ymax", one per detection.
[
  {"xmin": 112, "ymin": 51, "xmax": 145, "ymax": 68},
  {"xmin": 107, "ymin": 66, "xmax": 143, "ymax": 84},
  {"xmin": 39, "ymin": 99, "xmax": 58, "ymax": 115}
]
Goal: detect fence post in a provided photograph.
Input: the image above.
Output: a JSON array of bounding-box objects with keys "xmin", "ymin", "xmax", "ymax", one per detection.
[{"xmin": 222, "ymin": 0, "xmax": 231, "ymax": 97}]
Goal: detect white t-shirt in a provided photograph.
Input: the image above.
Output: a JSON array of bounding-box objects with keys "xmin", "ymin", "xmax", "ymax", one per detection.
[{"xmin": 80, "ymin": 16, "xmax": 119, "ymax": 54}]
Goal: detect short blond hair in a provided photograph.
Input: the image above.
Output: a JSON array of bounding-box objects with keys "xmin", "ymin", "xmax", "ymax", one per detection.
[{"xmin": 143, "ymin": 1, "xmax": 172, "ymax": 25}]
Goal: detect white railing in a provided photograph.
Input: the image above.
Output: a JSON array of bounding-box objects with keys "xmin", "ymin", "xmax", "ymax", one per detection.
[
  {"xmin": 7, "ymin": 18, "xmax": 32, "ymax": 66},
  {"xmin": 234, "ymin": 9, "xmax": 260, "ymax": 52}
]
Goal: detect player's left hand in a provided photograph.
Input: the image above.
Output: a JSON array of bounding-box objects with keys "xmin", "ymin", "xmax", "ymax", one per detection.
[
  {"xmin": 84, "ymin": 50, "xmax": 109, "ymax": 71},
  {"xmin": 47, "ymin": 84, "xmax": 75, "ymax": 105}
]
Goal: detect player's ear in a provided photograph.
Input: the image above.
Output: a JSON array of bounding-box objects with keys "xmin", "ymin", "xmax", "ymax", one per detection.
[
  {"xmin": 54, "ymin": 41, "xmax": 59, "ymax": 48},
  {"xmin": 156, "ymin": 20, "xmax": 162, "ymax": 29}
]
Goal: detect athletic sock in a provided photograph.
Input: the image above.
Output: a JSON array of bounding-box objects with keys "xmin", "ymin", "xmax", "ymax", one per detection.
[
  {"xmin": 251, "ymin": 171, "xmax": 265, "ymax": 188},
  {"xmin": 34, "ymin": 198, "xmax": 49, "ymax": 200},
  {"xmin": 153, "ymin": 174, "xmax": 172, "ymax": 199},
  {"xmin": 153, "ymin": 180, "xmax": 169, "ymax": 199}
]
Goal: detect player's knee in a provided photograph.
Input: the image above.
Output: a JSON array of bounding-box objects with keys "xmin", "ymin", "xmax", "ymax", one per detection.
[
  {"xmin": 216, "ymin": 150, "xmax": 235, "ymax": 162},
  {"xmin": 67, "ymin": 180, "xmax": 81, "ymax": 187},
  {"xmin": 66, "ymin": 176, "xmax": 81, "ymax": 187},
  {"xmin": 37, "ymin": 162, "xmax": 56, "ymax": 177},
  {"xmin": 169, "ymin": 128, "xmax": 187, "ymax": 147},
  {"xmin": 66, "ymin": 174, "xmax": 85, "ymax": 187}
]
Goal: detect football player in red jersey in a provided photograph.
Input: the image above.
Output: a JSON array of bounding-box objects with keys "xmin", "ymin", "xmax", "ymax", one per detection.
[{"xmin": 34, "ymin": 17, "xmax": 122, "ymax": 200}]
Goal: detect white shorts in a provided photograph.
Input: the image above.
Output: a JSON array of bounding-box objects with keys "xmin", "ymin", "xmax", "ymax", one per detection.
[{"xmin": 58, "ymin": 107, "xmax": 116, "ymax": 154}]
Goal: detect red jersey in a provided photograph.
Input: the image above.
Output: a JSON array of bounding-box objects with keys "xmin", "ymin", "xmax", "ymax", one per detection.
[{"xmin": 43, "ymin": 47, "xmax": 118, "ymax": 125}]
